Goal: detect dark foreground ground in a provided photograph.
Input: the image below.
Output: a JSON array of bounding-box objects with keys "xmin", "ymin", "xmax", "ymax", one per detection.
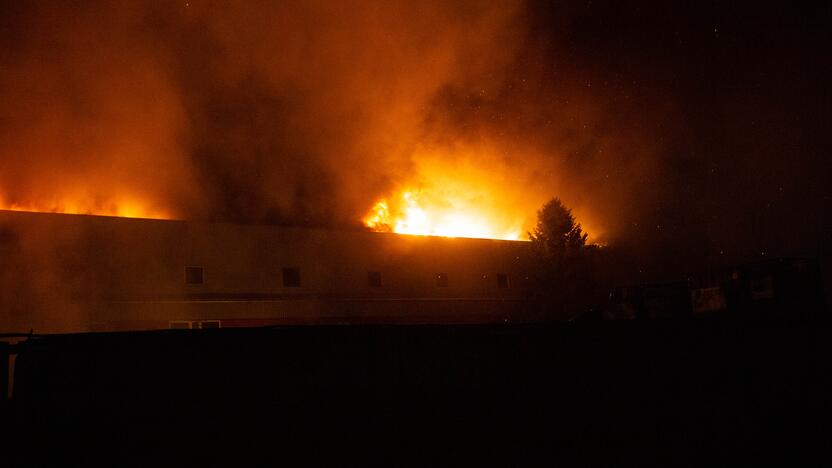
[{"xmin": 2, "ymin": 319, "xmax": 831, "ymax": 466}]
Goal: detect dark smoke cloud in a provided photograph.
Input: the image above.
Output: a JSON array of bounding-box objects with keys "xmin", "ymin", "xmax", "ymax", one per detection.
[
  {"xmin": 172, "ymin": 0, "xmax": 533, "ymax": 227},
  {"xmin": 1, "ymin": 0, "xmax": 658, "ymax": 234},
  {"xmin": 2, "ymin": 0, "xmax": 828, "ymax": 278}
]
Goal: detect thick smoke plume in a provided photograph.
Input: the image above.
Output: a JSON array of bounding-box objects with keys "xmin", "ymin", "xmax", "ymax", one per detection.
[{"xmin": 1, "ymin": 1, "xmax": 671, "ymax": 246}]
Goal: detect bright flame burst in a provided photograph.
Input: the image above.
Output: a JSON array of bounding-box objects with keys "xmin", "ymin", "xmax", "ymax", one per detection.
[{"xmin": 364, "ymin": 190, "xmax": 523, "ymax": 241}]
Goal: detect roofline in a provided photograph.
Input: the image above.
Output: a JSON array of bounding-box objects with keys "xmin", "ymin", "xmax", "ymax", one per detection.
[{"xmin": 0, "ymin": 209, "xmax": 529, "ymax": 244}]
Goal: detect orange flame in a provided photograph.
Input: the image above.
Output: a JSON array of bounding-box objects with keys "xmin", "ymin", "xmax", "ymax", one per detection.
[
  {"xmin": 0, "ymin": 194, "xmax": 171, "ymax": 220},
  {"xmin": 364, "ymin": 190, "xmax": 523, "ymax": 241}
]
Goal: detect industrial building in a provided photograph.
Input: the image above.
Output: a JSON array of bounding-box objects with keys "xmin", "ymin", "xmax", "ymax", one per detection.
[{"xmin": 0, "ymin": 210, "xmax": 534, "ymax": 333}]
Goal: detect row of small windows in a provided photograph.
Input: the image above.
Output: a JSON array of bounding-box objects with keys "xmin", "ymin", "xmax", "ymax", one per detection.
[
  {"xmin": 184, "ymin": 266, "xmax": 511, "ymax": 288},
  {"xmin": 169, "ymin": 320, "xmax": 221, "ymax": 329}
]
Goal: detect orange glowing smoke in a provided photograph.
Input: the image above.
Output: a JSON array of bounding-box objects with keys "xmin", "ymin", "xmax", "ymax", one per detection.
[
  {"xmin": 0, "ymin": 195, "xmax": 171, "ymax": 220},
  {"xmin": 364, "ymin": 190, "xmax": 523, "ymax": 241}
]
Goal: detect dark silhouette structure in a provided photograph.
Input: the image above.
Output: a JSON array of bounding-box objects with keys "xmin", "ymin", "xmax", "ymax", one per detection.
[
  {"xmin": 604, "ymin": 258, "xmax": 827, "ymax": 321},
  {"xmin": 2, "ymin": 322, "xmax": 831, "ymax": 466}
]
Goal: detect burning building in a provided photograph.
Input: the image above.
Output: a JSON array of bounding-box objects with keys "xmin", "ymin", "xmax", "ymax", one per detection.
[{"xmin": 0, "ymin": 210, "xmax": 535, "ymax": 334}]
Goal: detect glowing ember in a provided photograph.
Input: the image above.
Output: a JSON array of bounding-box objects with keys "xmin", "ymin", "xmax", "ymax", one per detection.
[{"xmin": 364, "ymin": 190, "xmax": 522, "ymax": 241}]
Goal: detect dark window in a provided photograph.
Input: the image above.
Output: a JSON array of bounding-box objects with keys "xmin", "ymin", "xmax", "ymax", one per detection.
[
  {"xmin": 283, "ymin": 267, "xmax": 301, "ymax": 287},
  {"xmin": 436, "ymin": 273, "xmax": 449, "ymax": 287},
  {"xmin": 200, "ymin": 320, "xmax": 221, "ymax": 329},
  {"xmin": 750, "ymin": 276, "xmax": 774, "ymax": 300},
  {"xmin": 497, "ymin": 273, "xmax": 510, "ymax": 289},
  {"xmin": 0, "ymin": 228, "xmax": 18, "ymax": 244},
  {"xmin": 185, "ymin": 266, "xmax": 204, "ymax": 285},
  {"xmin": 368, "ymin": 271, "xmax": 382, "ymax": 288}
]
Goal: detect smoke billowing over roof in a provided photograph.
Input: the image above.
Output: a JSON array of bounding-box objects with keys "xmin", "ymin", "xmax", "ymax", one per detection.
[{"xmin": 1, "ymin": 1, "xmax": 829, "ymax": 273}]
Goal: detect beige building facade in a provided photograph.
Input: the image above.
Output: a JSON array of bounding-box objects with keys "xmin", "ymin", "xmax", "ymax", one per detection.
[{"xmin": 0, "ymin": 211, "xmax": 535, "ymax": 333}]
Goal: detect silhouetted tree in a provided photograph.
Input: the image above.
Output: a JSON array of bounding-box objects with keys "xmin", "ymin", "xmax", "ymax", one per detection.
[
  {"xmin": 528, "ymin": 198, "xmax": 597, "ymax": 320},
  {"xmin": 529, "ymin": 198, "xmax": 588, "ymax": 262}
]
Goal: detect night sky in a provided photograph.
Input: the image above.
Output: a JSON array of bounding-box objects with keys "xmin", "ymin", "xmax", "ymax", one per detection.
[
  {"xmin": 0, "ymin": 0, "xmax": 830, "ymax": 280},
  {"xmin": 529, "ymin": 1, "xmax": 832, "ymax": 276}
]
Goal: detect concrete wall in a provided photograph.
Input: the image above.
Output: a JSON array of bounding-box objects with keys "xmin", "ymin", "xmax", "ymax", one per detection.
[{"xmin": 0, "ymin": 211, "xmax": 534, "ymax": 332}]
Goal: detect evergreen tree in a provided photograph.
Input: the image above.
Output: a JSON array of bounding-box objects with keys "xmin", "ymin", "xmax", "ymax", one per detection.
[{"xmin": 528, "ymin": 198, "xmax": 593, "ymax": 320}]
